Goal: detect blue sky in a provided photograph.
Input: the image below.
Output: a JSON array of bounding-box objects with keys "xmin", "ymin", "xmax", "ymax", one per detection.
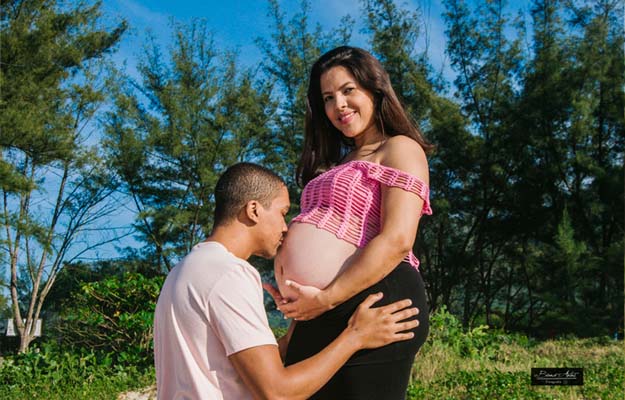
[
  {"xmin": 2, "ymin": 1, "xmax": 535, "ymax": 292},
  {"xmin": 78, "ymin": 0, "xmax": 535, "ymax": 261},
  {"xmin": 90, "ymin": 0, "xmax": 454, "ymax": 260},
  {"xmin": 102, "ymin": 0, "xmax": 453, "ymax": 81}
]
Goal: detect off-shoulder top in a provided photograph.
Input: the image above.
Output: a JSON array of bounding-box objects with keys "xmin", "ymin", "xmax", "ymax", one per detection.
[{"xmin": 291, "ymin": 160, "xmax": 432, "ymax": 269}]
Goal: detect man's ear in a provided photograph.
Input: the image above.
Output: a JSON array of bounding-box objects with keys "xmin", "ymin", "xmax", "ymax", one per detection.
[{"xmin": 244, "ymin": 200, "xmax": 261, "ymax": 223}]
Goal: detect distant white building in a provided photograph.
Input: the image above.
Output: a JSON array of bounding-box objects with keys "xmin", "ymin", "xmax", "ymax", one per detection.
[{"xmin": 3, "ymin": 319, "xmax": 42, "ymax": 337}]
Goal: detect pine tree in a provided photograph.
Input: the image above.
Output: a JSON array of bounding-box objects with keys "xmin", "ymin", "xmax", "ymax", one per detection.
[
  {"xmin": 0, "ymin": 0, "xmax": 127, "ymax": 352},
  {"xmin": 441, "ymin": 0, "xmax": 526, "ymax": 327},
  {"xmin": 256, "ymin": 0, "xmax": 353, "ymax": 189},
  {"xmin": 104, "ymin": 20, "xmax": 276, "ymax": 272}
]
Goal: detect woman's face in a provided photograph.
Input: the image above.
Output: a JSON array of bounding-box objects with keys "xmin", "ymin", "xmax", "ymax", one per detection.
[{"xmin": 320, "ymin": 66, "xmax": 378, "ymax": 143}]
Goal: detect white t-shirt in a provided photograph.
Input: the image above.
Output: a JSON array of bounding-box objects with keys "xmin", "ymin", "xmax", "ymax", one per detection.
[{"xmin": 154, "ymin": 241, "xmax": 278, "ymax": 400}]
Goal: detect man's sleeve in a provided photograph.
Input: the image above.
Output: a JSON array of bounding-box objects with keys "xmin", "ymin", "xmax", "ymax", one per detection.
[{"xmin": 208, "ymin": 267, "xmax": 278, "ymax": 356}]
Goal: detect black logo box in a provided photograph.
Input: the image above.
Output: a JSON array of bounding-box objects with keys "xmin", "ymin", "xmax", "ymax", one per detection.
[{"xmin": 531, "ymin": 368, "xmax": 584, "ymax": 386}]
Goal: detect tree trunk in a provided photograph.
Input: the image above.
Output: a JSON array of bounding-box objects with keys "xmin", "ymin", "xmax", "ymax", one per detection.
[{"xmin": 18, "ymin": 332, "xmax": 34, "ymax": 354}]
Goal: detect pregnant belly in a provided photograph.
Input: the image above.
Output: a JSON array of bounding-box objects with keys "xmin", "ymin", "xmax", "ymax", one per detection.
[{"xmin": 274, "ymin": 222, "xmax": 360, "ymax": 300}]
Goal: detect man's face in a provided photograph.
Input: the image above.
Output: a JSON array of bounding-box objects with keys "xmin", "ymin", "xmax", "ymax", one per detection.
[{"xmin": 254, "ymin": 185, "xmax": 290, "ymax": 259}]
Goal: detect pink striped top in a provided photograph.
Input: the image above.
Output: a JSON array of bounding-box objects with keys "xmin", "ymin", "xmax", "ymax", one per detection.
[{"xmin": 292, "ymin": 160, "xmax": 432, "ymax": 269}]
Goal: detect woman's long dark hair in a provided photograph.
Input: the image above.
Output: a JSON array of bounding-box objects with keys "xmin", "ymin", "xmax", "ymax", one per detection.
[{"xmin": 296, "ymin": 46, "xmax": 433, "ymax": 186}]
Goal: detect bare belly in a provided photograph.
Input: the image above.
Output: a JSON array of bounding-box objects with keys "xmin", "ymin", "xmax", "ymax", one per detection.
[{"xmin": 274, "ymin": 222, "xmax": 360, "ymax": 300}]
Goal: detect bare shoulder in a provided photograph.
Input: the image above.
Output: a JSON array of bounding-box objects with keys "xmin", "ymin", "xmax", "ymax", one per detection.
[{"xmin": 379, "ymin": 135, "xmax": 429, "ymax": 184}]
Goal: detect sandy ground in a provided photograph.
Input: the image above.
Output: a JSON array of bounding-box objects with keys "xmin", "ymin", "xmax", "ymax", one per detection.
[{"xmin": 117, "ymin": 385, "xmax": 157, "ymax": 400}]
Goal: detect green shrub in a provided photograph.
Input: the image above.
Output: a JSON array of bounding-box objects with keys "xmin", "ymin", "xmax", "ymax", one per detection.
[
  {"xmin": 1, "ymin": 342, "xmax": 106, "ymax": 387},
  {"xmin": 427, "ymin": 305, "xmax": 497, "ymax": 358},
  {"xmin": 0, "ymin": 341, "xmax": 154, "ymax": 400},
  {"xmin": 53, "ymin": 272, "xmax": 164, "ymax": 366},
  {"xmin": 408, "ymin": 307, "xmax": 623, "ymax": 400}
]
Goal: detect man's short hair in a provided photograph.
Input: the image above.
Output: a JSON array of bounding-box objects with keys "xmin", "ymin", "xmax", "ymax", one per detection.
[{"xmin": 213, "ymin": 162, "xmax": 286, "ymax": 226}]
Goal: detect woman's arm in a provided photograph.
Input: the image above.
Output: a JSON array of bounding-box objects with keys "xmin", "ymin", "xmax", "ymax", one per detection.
[{"xmin": 280, "ymin": 136, "xmax": 429, "ymax": 320}]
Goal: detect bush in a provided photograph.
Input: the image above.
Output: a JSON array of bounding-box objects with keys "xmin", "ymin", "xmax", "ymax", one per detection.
[
  {"xmin": 408, "ymin": 307, "xmax": 624, "ymax": 400},
  {"xmin": 53, "ymin": 272, "xmax": 164, "ymax": 366},
  {"xmin": 0, "ymin": 342, "xmax": 154, "ymax": 400},
  {"xmin": 427, "ymin": 305, "xmax": 497, "ymax": 358}
]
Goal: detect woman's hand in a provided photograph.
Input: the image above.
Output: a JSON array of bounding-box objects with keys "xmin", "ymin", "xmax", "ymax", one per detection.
[
  {"xmin": 277, "ymin": 279, "xmax": 333, "ymax": 320},
  {"xmin": 263, "ymin": 280, "xmax": 329, "ymax": 321}
]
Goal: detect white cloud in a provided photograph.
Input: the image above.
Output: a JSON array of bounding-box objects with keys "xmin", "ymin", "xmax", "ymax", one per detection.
[
  {"xmin": 307, "ymin": 0, "xmax": 452, "ymax": 80},
  {"xmin": 114, "ymin": 0, "xmax": 169, "ymax": 27},
  {"xmin": 310, "ymin": 0, "xmax": 360, "ymax": 24}
]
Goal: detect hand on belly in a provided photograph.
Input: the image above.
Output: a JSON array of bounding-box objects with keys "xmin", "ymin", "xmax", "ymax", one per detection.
[{"xmin": 274, "ymin": 222, "xmax": 358, "ymax": 301}]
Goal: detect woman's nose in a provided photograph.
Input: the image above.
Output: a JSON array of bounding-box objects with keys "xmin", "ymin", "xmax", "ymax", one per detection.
[{"xmin": 335, "ymin": 94, "xmax": 347, "ymax": 110}]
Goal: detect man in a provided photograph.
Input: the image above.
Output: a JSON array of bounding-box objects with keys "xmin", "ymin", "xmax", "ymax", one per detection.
[{"xmin": 154, "ymin": 162, "xmax": 419, "ymax": 399}]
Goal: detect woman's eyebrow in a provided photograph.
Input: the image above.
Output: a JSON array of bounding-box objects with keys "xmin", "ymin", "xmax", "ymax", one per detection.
[{"xmin": 321, "ymin": 81, "xmax": 356, "ymax": 96}]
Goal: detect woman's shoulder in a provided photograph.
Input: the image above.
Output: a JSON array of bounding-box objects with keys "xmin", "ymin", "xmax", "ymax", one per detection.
[{"xmin": 378, "ymin": 135, "xmax": 428, "ymax": 183}]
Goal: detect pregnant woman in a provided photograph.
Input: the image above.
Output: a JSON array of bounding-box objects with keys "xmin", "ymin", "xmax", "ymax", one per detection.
[{"xmin": 272, "ymin": 46, "xmax": 433, "ymax": 400}]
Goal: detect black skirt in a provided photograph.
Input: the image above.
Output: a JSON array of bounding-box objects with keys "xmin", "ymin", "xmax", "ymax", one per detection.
[{"xmin": 285, "ymin": 262, "xmax": 429, "ymax": 400}]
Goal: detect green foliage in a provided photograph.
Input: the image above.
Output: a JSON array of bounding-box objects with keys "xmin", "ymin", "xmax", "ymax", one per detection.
[
  {"xmin": 1, "ymin": 0, "xmax": 127, "ymax": 353},
  {"xmin": 408, "ymin": 348, "xmax": 624, "ymax": 400},
  {"xmin": 0, "ymin": 342, "xmax": 154, "ymax": 400},
  {"xmin": 256, "ymin": 0, "xmax": 353, "ymax": 190},
  {"xmin": 407, "ymin": 308, "xmax": 623, "ymax": 399},
  {"xmin": 270, "ymin": 324, "xmax": 289, "ymax": 340},
  {"xmin": 0, "ymin": 302, "xmax": 619, "ymax": 400},
  {"xmin": 427, "ymin": 305, "xmax": 496, "ymax": 358},
  {"xmin": 43, "ymin": 257, "xmax": 160, "ymax": 315},
  {"xmin": 53, "ymin": 273, "xmax": 163, "ymax": 366},
  {"xmin": 362, "ymin": 0, "xmax": 436, "ymax": 120},
  {"xmin": 0, "ymin": 0, "xmax": 126, "ymax": 175},
  {"xmin": 2, "ymin": 0, "xmax": 619, "ymax": 358},
  {"xmin": 421, "ymin": 0, "xmax": 624, "ymax": 338},
  {"xmin": 409, "ymin": 370, "xmax": 541, "ymax": 400},
  {"xmin": 104, "ymin": 19, "xmax": 276, "ymax": 272}
]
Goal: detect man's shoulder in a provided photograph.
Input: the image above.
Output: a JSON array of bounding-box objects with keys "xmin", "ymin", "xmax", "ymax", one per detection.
[
  {"xmin": 165, "ymin": 242, "xmax": 250, "ymax": 293},
  {"xmin": 181, "ymin": 242, "xmax": 249, "ymax": 272},
  {"xmin": 210, "ymin": 263, "xmax": 262, "ymax": 301},
  {"xmin": 184, "ymin": 242, "xmax": 260, "ymax": 291}
]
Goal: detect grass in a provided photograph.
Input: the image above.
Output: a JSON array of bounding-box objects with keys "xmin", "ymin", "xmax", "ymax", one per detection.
[
  {"xmin": 1, "ymin": 315, "xmax": 621, "ymax": 399},
  {"xmin": 1, "ymin": 372, "xmax": 155, "ymax": 400},
  {"xmin": 0, "ymin": 343, "xmax": 155, "ymax": 400},
  {"xmin": 407, "ymin": 335, "xmax": 623, "ymax": 400}
]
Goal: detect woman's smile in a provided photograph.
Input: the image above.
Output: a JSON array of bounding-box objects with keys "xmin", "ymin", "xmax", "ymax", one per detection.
[{"xmin": 338, "ymin": 111, "xmax": 356, "ymax": 124}]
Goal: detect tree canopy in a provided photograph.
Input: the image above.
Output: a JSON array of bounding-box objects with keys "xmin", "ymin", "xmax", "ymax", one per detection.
[{"xmin": 1, "ymin": 0, "xmax": 622, "ymax": 354}]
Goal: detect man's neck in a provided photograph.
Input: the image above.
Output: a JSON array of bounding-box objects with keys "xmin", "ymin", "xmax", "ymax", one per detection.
[{"xmin": 205, "ymin": 224, "xmax": 254, "ymax": 260}]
